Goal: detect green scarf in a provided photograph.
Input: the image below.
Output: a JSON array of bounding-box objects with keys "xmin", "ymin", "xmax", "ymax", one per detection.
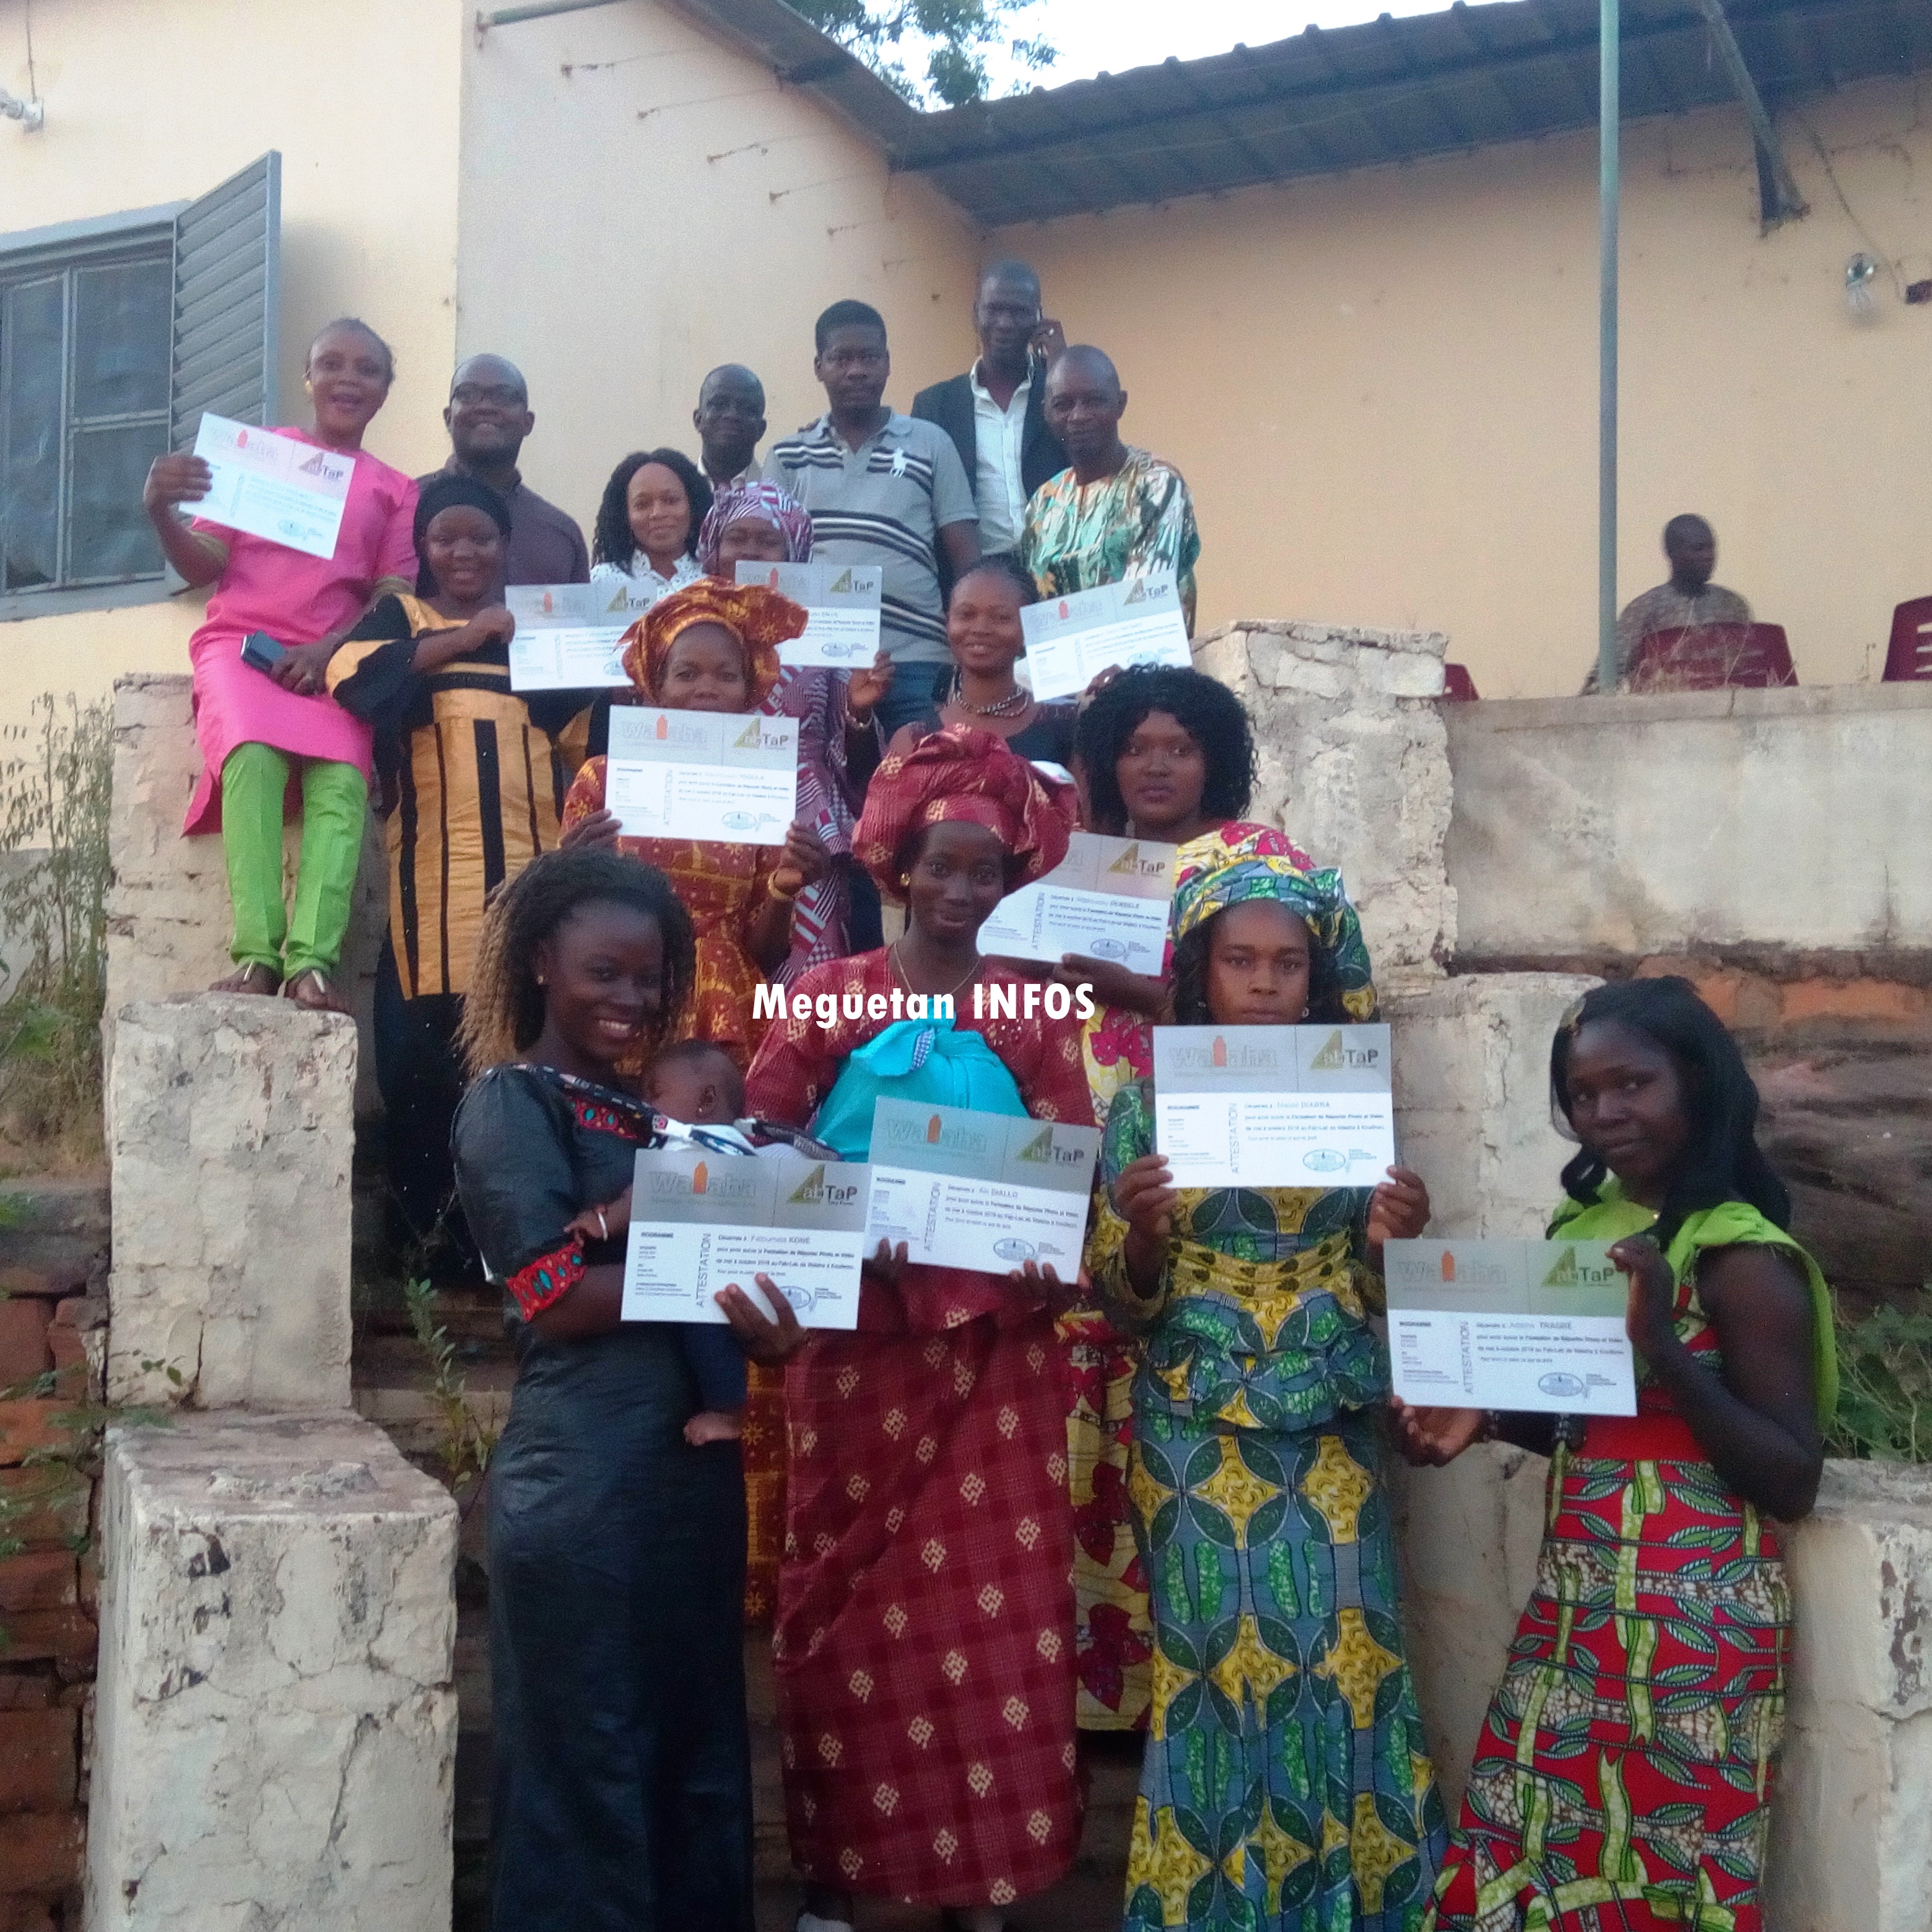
[{"xmin": 1549, "ymin": 1181, "xmax": 1838, "ymax": 1427}]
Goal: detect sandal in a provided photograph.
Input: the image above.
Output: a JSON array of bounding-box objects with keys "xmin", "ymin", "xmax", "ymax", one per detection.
[
  {"xmin": 210, "ymin": 962, "xmax": 281, "ymax": 996},
  {"xmin": 281, "ymin": 968, "xmax": 350, "ymax": 1016}
]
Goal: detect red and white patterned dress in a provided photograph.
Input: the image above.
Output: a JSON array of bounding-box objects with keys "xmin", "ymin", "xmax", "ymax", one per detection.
[{"xmin": 745, "ymin": 949, "xmax": 1095, "ymax": 1905}]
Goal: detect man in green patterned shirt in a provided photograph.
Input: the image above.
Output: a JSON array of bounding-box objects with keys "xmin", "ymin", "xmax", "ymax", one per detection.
[{"xmin": 1019, "ymin": 345, "xmax": 1202, "ymax": 633}]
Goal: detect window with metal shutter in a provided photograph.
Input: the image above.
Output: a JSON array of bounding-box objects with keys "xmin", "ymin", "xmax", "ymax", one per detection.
[{"xmin": 169, "ymin": 151, "xmax": 282, "ymax": 450}]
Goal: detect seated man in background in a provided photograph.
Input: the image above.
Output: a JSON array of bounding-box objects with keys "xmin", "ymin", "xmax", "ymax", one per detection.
[
  {"xmin": 913, "ymin": 258, "xmax": 1067, "ymax": 558},
  {"xmin": 694, "ymin": 362, "xmax": 767, "ymax": 490},
  {"xmin": 1020, "ymin": 344, "xmax": 1201, "ymax": 633},
  {"xmin": 1599, "ymin": 511, "xmax": 1752, "ymax": 690},
  {"xmin": 422, "ymin": 353, "xmax": 588, "ymax": 589}
]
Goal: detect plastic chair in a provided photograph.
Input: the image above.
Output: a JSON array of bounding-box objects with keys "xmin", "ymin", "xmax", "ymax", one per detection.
[
  {"xmin": 1442, "ymin": 663, "xmax": 1479, "ymax": 701},
  {"xmin": 1882, "ymin": 596, "xmax": 1932, "ymax": 681},
  {"xmin": 1629, "ymin": 624, "xmax": 1796, "ymax": 691}
]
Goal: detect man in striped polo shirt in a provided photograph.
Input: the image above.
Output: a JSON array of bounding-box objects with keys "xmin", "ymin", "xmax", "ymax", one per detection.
[{"xmin": 770, "ymin": 300, "xmax": 980, "ymax": 742}]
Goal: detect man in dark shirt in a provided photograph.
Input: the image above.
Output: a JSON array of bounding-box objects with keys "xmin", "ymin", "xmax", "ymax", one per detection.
[
  {"xmin": 421, "ymin": 354, "xmax": 589, "ymax": 588},
  {"xmin": 913, "ymin": 260, "xmax": 1068, "ymax": 558}
]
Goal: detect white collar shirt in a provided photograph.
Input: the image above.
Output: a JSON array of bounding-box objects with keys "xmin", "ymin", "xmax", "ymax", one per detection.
[{"xmin": 968, "ymin": 362, "xmax": 1031, "ymax": 554}]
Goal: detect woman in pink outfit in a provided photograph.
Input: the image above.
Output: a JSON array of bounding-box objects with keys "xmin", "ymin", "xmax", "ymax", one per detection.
[{"xmin": 140, "ymin": 317, "xmax": 418, "ymax": 1012}]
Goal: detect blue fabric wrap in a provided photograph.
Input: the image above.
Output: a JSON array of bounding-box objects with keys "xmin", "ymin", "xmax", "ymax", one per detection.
[{"xmin": 810, "ymin": 1018, "xmax": 1030, "ymax": 1162}]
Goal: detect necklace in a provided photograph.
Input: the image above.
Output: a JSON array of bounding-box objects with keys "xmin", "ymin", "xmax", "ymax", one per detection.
[
  {"xmin": 947, "ymin": 671, "xmax": 1030, "ymax": 719},
  {"xmin": 889, "ymin": 941, "xmax": 981, "ymax": 1004}
]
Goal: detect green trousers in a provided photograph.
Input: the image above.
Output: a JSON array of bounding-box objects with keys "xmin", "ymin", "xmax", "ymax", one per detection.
[{"xmin": 220, "ymin": 742, "xmax": 367, "ymax": 980}]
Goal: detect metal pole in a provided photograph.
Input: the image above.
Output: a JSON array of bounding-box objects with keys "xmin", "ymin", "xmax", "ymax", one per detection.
[{"xmin": 1597, "ymin": 0, "xmax": 1620, "ymax": 692}]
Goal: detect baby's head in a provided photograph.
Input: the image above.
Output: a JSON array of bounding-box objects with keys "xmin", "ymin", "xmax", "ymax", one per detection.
[{"xmin": 642, "ymin": 1038, "xmax": 745, "ymax": 1126}]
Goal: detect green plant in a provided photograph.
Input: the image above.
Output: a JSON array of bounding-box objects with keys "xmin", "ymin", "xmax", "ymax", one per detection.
[
  {"xmin": 1825, "ymin": 1300, "xmax": 1932, "ymax": 1461},
  {"xmin": 0, "ymin": 692, "xmax": 113, "ymax": 1157},
  {"xmin": 404, "ymin": 1277, "xmax": 497, "ymax": 1492},
  {"xmin": 791, "ymin": 0, "xmax": 1055, "ymax": 107}
]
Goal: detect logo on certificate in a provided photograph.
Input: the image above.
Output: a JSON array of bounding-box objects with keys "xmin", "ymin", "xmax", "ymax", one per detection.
[
  {"xmin": 788, "ymin": 1164, "xmax": 862, "ymax": 1208},
  {"xmin": 1016, "ymin": 1126, "xmax": 1087, "ymax": 1171},
  {"xmin": 1310, "ymin": 1030, "xmax": 1380, "ymax": 1073},
  {"xmin": 1541, "ymin": 1245, "xmax": 1616, "ymax": 1288},
  {"xmin": 1106, "ymin": 843, "xmax": 1168, "ymax": 879}
]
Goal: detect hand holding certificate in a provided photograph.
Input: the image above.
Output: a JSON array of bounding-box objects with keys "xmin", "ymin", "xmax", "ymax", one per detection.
[
  {"xmin": 1153, "ymin": 1024, "xmax": 1395, "ymax": 1190},
  {"xmin": 863, "ymin": 1098, "xmax": 1100, "ymax": 1277},
  {"xmin": 191, "ymin": 415, "xmax": 352, "ymax": 560},
  {"xmin": 604, "ymin": 706, "xmax": 799, "ymax": 845},
  {"xmin": 1383, "ymin": 1239, "xmax": 1637, "ymax": 1415},
  {"xmin": 621, "ymin": 1148, "xmax": 869, "ymax": 1330},
  {"xmin": 1020, "ymin": 573, "xmax": 1192, "ymax": 703},
  {"xmin": 977, "ymin": 833, "xmax": 1177, "ymax": 977},
  {"xmin": 734, "ymin": 560, "xmax": 883, "ymax": 669},
  {"xmin": 507, "ymin": 582, "xmax": 634, "ymax": 690}
]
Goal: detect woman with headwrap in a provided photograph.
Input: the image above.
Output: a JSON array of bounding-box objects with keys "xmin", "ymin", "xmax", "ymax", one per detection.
[
  {"xmin": 331, "ymin": 471, "xmax": 574, "ymax": 1264},
  {"xmin": 742, "ymin": 726, "xmax": 1094, "ymax": 1932},
  {"xmin": 1090, "ymin": 850, "xmax": 1448, "ymax": 1932},
  {"xmin": 559, "ymin": 577, "xmax": 830, "ymax": 1069},
  {"xmin": 694, "ymin": 480, "xmax": 895, "ymax": 975}
]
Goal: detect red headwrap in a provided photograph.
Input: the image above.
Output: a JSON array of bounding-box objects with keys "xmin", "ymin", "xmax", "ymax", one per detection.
[
  {"xmin": 853, "ymin": 724, "xmax": 1078, "ymax": 901},
  {"xmin": 619, "ymin": 577, "xmax": 805, "ymax": 709}
]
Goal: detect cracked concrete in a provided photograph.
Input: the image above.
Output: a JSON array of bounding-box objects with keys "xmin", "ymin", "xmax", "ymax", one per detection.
[
  {"xmin": 85, "ymin": 1414, "xmax": 456, "ymax": 1932},
  {"xmin": 107, "ymin": 997, "xmax": 355, "ymax": 1411}
]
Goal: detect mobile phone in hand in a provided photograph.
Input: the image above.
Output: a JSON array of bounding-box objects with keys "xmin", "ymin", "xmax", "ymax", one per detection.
[{"xmin": 240, "ymin": 631, "xmax": 286, "ymax": 674}]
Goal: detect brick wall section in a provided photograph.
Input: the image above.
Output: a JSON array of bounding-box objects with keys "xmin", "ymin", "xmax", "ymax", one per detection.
[{"xmin": 1, "ymin": 1177, "xmax": 108, "ymax": 1930}]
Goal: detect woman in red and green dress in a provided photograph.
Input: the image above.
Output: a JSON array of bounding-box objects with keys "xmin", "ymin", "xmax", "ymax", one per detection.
[{"xmin": 1396, "ymin": 976, "xmax": 1837, "ymax": 1932}]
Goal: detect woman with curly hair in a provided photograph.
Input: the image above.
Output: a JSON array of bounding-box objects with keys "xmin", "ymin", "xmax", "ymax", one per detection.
[
  {"xmin": 1092, "ymin": 850, "xmax": 1444, "ymax": 1932},
  {"xmin": 590, "ymin": 445, "xmax": 713, "ymax": 611},
  {"xmin": 451, "ymin": 846, "xmax": 805, "ymax": 1931},
  {"xmin": 1396, "ymin": 978, "xmax": 1836, "ymax": 1932}
]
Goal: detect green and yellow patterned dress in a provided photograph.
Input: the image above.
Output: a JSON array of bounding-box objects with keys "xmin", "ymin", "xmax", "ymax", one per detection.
[{"xmin": 1092, "ymin": 1077, "xmax": 1447, "ymax": 1932}]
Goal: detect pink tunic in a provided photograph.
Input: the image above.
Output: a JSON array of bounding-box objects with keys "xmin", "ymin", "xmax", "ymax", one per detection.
[{"xmin": 182, "ymin": 429, "xmax": 418, "ymax": 835}]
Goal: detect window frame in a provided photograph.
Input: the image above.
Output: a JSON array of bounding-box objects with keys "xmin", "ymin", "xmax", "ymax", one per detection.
[{"xmin": 0, "ymin": 203, "xmax": 186, "ymax": 622}]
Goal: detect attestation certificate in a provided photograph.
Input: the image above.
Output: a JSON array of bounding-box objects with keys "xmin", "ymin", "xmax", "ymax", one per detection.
[
  {"xmin": 1383, "ymin": 1239, "xmax": 1637, "ymax": 1414},
  {"xmin": 863, "ymin": 1098, "xmax": 1100, "ymax": 1277},
  {"xmin": 604, "ymin": 706, "xmax": 798, "ymax": 845},
  {"xmin": 734, "ymin": 560, "xmax": 883, "ymax": 669},
  {"xmin": 977, "ymin": 833, "xmax": 1177, "ymax": 974},
  {"xmin": 620, "ymin": 1148, "xmax": 869, "ymax": 1331},
  {"xmin": 1153, "ymin": 1024, "xmax": 1394, "ymax": 1189},
  {"xmin": 506, "ymin": 581, "xmax": 633, "ymax": 690},
  {"xmin": 191, "ymin": 415, "xmax": 351, "ymax": 560},
  {"xmin": 1020, "ymin": 573, "xmax": 1192, "ymax": 702}
]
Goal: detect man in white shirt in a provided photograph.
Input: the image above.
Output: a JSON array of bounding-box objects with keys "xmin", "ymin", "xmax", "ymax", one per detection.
[{"xmin": 913, "ymin": 261, "xmax": 1068, "ymax": 560}]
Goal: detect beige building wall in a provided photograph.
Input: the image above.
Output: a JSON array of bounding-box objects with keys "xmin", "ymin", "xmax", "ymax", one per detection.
[
  {"xmin": 1003, "ymin": 74, "xmax": 1932, "ymax": 696},
  {"xmin": 0, "ymin": 0, "xmax": 468, "ymax": 732},
  {"xmin": 455, "ymin": 0, "xmax": 981, "ymax": 549}
]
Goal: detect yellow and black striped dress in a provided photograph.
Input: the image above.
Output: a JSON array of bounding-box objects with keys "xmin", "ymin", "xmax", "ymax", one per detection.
[{"xmin": 331, "ymin": 593, "xmax": 575, "ymax": 999}]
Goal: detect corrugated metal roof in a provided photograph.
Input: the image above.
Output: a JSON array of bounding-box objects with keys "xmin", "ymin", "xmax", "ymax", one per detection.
[{"xmin": 669, "ymin": 0, "xmax": 1932, "ymax": 226}]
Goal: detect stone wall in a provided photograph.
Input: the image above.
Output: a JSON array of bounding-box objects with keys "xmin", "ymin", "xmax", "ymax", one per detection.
[
  {"xmin": 1439, "ymin": 684, "xmax": 1932, "ymax": 1306},
  {"xmin": 1193, "ymin": 621, "xmax": 1456, "ymax": 983}
]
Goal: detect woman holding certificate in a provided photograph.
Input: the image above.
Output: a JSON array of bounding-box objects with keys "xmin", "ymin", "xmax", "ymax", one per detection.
[
  {"xmin": 1396, "ymin": 977, "xmax": 1836, "ymax": 1932},
  {"xmin": 450, "ymin": 845, "xmax": 804, "ymax": 1932},
  {"xmin": 139, "ymin": 317, "xmax": 418, "ymax": 1014},
  {"xmin": 1090, "ymin": 850, "xmax": 1447, "ymax": 1932},
  {"xmin": 559, "ymin": 577, "xmax": 831, "ymax": 1068},
  {"xmin": 589, "ymin": 446, "xmax": 711, "ymax": 609},
  {"xmin": 742, "ymin": 727, "xmax": 1091, "ymax": 1932}
]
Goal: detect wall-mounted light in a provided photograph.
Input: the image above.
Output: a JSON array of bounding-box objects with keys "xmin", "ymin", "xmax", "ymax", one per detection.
[
  {"xmin": 0, "ymin": 86, "xmax": 43, "ymax": 131},
  {"xmin": 1846, "ymin": 253, "xmax": 1881, "ymax": 317}
]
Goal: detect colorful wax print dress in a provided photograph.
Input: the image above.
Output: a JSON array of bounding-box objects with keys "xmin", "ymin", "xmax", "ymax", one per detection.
[
  {"xmin": 1093, "ymin": 1078, "xmax": 1447, "ymax": 1932},
  {"xmin": 1422, "ymin": 1190, "xmax": 1837, "ymax": 1932}
]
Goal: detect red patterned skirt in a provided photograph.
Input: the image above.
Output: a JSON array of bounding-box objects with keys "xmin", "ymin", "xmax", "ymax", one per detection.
[
  {"xmin": 1425, "ymin": 1414, "xmax": 1790, "ymax": 1932},
  {"xmin": 775, "ymin": 1310, "xmax": 1082, "ymax": 1905}
]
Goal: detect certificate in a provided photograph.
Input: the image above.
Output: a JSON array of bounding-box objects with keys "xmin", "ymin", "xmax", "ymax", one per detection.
[
  {"xmin": 191, "ymin": 414, "xmax": 352, "ymax": 560},
  {"xmin": 977, "ymin": 833, "xmax": 1177, "ymax": 975},
  {"xmin": 604, "ymin": 706, "xmax": 798, "ymax": 846},
  {"xmin": 1020, "ymin": 573, "xmax": 1191, "ymax": 702},
  {"xmin": 1383, "ymin": 1239, "xmax": 1637, "ymax": 1415},
  {"xmin": 1153, "ymin": 1024, "xmax": 1395, "ymax": 1189},
  {"xmin": 863, "ymin": 1098, "xmax": 1100, "ymax": 1276},
  {"xmin": 506, "ymin": 581, "xmax": 634, "ymax": 690},
  {"xmin": 734, "ymin": 560, "xmax": 882, "ymax": 669},
  {"xmin": 620, "ymin": 1148, "xmax": 869, "ymax": 1331}
]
